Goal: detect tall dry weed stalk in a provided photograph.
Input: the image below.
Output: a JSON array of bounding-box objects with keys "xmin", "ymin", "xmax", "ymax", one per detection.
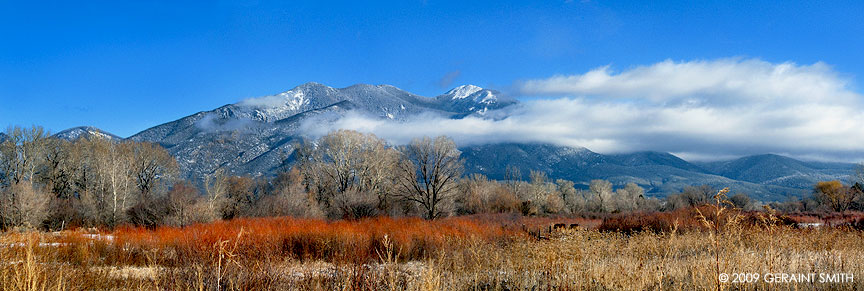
[
  {"xmin": 213, "ymin": 227, "xmax": 244, "ymax": 291},
  {"xmin": 695, "ymin": 188, "xmax": 742, "ymax": 291},
  {"xmin": 759, "ymin": 205, "xmax": 783, "ymax": 291},
  {"xmin": 656, "ymin": 218, "xmax": 680, "ymax": 289},
  {"xmin": 0, "ymin": 233, "xmax": 66, "ymax": 291},
  {"xmin": 376, "ymin": 234, "xmax": 402, "ymax": 290}
]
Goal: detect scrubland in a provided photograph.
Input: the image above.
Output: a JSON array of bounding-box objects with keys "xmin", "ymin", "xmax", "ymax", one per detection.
[{"xmin": 2, "ymin": 211, "xmax": 863, "ymax": 291}]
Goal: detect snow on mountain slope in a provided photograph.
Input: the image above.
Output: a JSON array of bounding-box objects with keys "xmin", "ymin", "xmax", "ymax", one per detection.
[
  {"xmin": 129, "ymin": 83, "xmax": 517, "ymax": 179},
  {"xmin": 435, "ymin": 85, "xmax": 516, "ymax": 116},
  {"xmin": 53, "ymin": 126, "xmax": 122, "ymax": 141},
  {"xmin": 446, "ymin": 85, "xmax": 483, "ymax": 99}
]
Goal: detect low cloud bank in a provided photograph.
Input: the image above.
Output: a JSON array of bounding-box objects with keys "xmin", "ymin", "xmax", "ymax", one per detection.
[{"xmin": 302, "ymin": 58, "xmax": 864, "ymax": 162}]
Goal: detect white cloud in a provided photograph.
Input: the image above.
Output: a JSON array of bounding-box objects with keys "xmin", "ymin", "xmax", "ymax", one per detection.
[
  {"xmin": 520, "ymin": 58, "xmax": 858, "ymax": 105},
  {"xmin": 302, "ymin": 58, "xmax": 864, "ymax": 162},
  {"xmin": 195, "ymin": 113, "xmax": 256, "ymax": 132}
]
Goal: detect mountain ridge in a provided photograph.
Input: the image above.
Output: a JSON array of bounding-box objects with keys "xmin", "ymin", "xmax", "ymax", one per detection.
[
  {"xmin": 125, "ymin": 83, "xmax": 516, "ymax": 179},
  {"xmin": 53, "ymin": 126, "xmax": 122, "ymax": 141},
  {"xmin": 37, "ymin": 82, "xmax": 856, "ymax": 201}
]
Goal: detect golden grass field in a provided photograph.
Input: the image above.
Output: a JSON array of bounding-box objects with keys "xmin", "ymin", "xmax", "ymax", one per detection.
[{"xmin": 1, "ymin": 210, "xmax": 863, "ymax": 291}]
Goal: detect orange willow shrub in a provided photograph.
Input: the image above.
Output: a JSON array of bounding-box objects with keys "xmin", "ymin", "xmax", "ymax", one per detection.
[{"xmin": 108, "ymin": 216, "xmax": 515, "ymax": 265}]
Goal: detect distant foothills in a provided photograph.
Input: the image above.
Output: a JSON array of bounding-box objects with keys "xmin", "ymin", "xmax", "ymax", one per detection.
[{"xmin": 2, "ymin": 83, "xmax": 857, "ymax": 202}]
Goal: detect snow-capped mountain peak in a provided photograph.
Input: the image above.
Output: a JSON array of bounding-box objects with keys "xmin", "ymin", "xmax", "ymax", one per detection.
[
  {"xmin": 231, "ymin": 82, "xmax": 343, "ymax": 122},
  {"xmin": 239, "ymin": 82, "xmax": 334, "ymax": 109},
  {"xmin": 446, "ymin": 85, "xmax": 484, "ymax": 99},
  {"xmin": 53, "ymin": 126, "xmax": 121, "ymax": 141},
  {"xmin": 436, "ymin": 85, "xmax": 514, "ymax": 115}
]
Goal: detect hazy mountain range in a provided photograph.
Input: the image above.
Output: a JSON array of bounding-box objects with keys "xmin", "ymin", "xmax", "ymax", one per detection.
[{"xmin": 41, "ymin": 82, "xmax": 856, "ymax": 201}]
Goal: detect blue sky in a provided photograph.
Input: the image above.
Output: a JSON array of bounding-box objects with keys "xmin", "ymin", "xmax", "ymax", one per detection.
[{"xmin": 1, "ymin": 0, "xmax": 863, "ymax": 146}]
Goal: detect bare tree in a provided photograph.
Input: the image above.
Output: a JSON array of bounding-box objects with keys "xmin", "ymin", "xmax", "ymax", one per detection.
[
  {"xmin": 78, "ymin": 138, "xmax": 135, "ymax": 227},
  {"xmin": 614, "ymin": 183, "xmax": 645, "ymax": 212},
  {"xmin": 222, "ymin": 176, "xmax": 256, "ymax": 219},
  {"xmin": 132, "ymin": 142, "xmax": 179, "ymax": 200},
  {"xmin": 521, "ymin": 171, "xmax": 561, "ymax": 214},
  {"xmin": 123, "ymin": 142, "xmax": 178, "ymax": 228},
  {"xmin": 504, "ymin": 165, "xmax": 522, "ymax": 195},
  {"xmin": 457, "ymin": 174, "xmax": 520, "ymax": 215},
  {"xmin": 296, "ymin": 130, "xmax": 399, "ymax": 218},
  {"xmin": 555, "ymin": 179, "xmax": 576, "ymax": 203},
  {"xmin": 729, "ymin": 193, "xmax": 752, "ymax": 210},
  {"xmin": 814, "ymin": 180, "xmax": 859, "ymax": 212},
  {"xmin": 165, "ymin": 182, "xmax": 200, "ymax": 227},
  {"xmin": 0, "ymin": 126, "xmax": 183, "ymax": 229},
  {"xmin": 854, "ymin": 163, "xmax": 864, "ymax": 185},
  {"xmin": 0, "ymin": 181, "xmax": 50, "ymax": 229},
  {"xmin": 557, "ymin": 179, "xmax": 589, "ymax": 213},
  {"xmin": 589, "ymin": 179, "xmax": 613, "ymax": 212},
  {"xmin": 0, "ymin": 126, "xmax": 49, "ymax": 186},
  {"xmin": 682, "ymin": 185, "xmax": 716, "ymax": 207},
  {"xmin": 41, "ymin": 138, "xmax": 74, "ymax": 198},
  {"xmin": 0, "ymin": 126, "xmax": 51, "ymax": 229},
  {"xmin": 202, "ymin": 168, "xmax": 229, "ymax": 221},
  {"xmin": 459, "ymin": 174, "xmax": 491, "ymax": 214},
  {"xmin": 255, "ymin": 168, "xmax": 324, "ymax": 218},
  {"xmin": 395, "ymin": 136, "xmax": 463, "ymax": 220}
]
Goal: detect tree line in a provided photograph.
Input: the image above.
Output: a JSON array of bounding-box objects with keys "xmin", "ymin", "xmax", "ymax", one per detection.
[
  {"xmin": 2, "ymin": 125, "xmax": 862, "ymax": 231},
  {"xmin": 0, "ymin": 126, "xmax": 181, "ymax": 230}
]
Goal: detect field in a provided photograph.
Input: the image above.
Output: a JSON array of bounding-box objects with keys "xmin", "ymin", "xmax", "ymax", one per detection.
[{"xmin": 2, "ymin": 210, "xmax": 863, "ymax": 291}]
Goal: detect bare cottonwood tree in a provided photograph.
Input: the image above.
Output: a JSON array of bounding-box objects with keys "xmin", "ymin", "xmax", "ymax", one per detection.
[
  {"xmin": 125, "ymin": 141, "xmax": 179, "ymax": 227},
  {"xmin": 41, "ymin": 138, "xmax": 75, "ymax": 198},
  {"xmin": 0, "ymin": 126, "xmax": 51, "ymax": 229},
  {"xmin": 395, "ymin": 136, "xmax": 463, "ymax": 220},
  {"xmin": 855, "ymin": 163, "xmax": 864, "ymax": 186},
  {"xmin": 504, "ymin": 165, "xmax": 522, "ymax": 195},
  {"xmin": 614, "ymin": 183, "xmax": 645, "ymax": 212},
  {"xmin": 254, "ymin": 168, "xmax": 324, "ymax": 218},
  {"xmin": 296, "ymin": 130, "xmax": 399, "ymax": 218},
  {"xmin": 165, "ymin": 182, "xmax": 200, "ymax": 227},
  {"xmin": 202, "ymin": 168, "xmax": 229, "ymax": 221},
  {"xmin": 78, "ymin": 138, "xmax": 135, "ymax": 227},
  {"xmin": 557, "ymin": 179, "xmax": 589, "ymax": 213},
  {"xmin": 0, "ymin": 126, "xmax": 49, "ymax": 186},
  {"xmin": 814, "ymin": 180, "xmax": 859, "ymax": 212},
  {"xmin": 456, "ymin": 174, "xmax": 519, "ymax": 215},
  {"xmin": 0, "ymin": 181, "xmax": 50, "ymax": 229},
  {"xmin": 132, "ymin": 142, "xmax": 179, "ymax": 200},
  {"xmin": 589, "ymin": 179, "xmax": 614, "ymax": 212}
]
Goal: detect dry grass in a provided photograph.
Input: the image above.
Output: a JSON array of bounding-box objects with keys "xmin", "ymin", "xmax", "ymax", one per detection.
[{"xmin": 2, "ymin": 214, "xmax": 863, "ymax": 290}]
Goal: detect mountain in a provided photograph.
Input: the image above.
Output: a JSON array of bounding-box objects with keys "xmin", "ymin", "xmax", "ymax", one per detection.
[
  {"xmin": 459, "ymin": 143, "xmax": 821, "ymax": 201},
  {"xmin": 53, "ymin": 126, "xmax": 122, "ymax": 141},
  {"xmin": 435, "ymin": 85, "xmax": 516, "ymax": 116},
  {"xmin": 695, "ymin": 154, "xmax": 854, "ymax": 189},
  {"xmin": 129, "ymin": 83, "xmax": 516, "ymax": 179},
  {"xmin": 118, "ymin": 82, "xmax": 854, "ymax": 201}
]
